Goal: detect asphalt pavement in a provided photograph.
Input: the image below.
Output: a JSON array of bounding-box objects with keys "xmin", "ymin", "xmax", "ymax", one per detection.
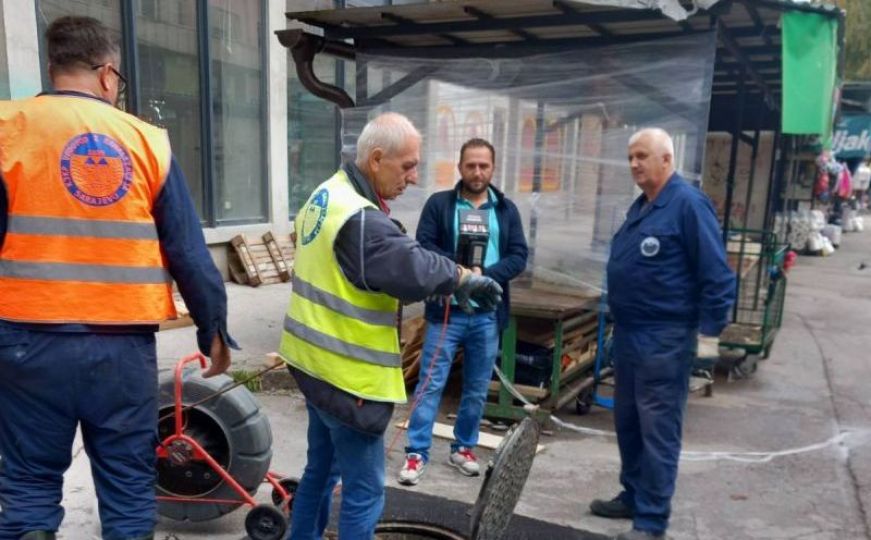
[{"xmin": 52, "ymin": 229, "xmax": 871, "ymax": 540}]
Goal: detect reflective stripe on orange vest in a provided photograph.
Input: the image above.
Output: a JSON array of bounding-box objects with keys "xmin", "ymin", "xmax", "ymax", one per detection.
[
  {"xmin": 0, "ymin": 95, "xmax": 175, "ymax": 324},
  {"xmin": 6, "ymin": 215, "xmax": 159, "ymax": 239}
]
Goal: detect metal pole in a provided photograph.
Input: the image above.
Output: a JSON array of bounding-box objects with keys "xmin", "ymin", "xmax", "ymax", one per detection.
[
  {"xmin": 197, "ymin": 0, "xmax": 215, "ymax": 226},
  {"xmin": 741, "ymin": 110, "xmax": 762, "ymax": 230},
  {"xmin": 120, "ymin": 0, "xmax": 140, "ymax": 114},
  {"xmin": 528, "ymin": 101, "xmax": 546, "ymax": 270},
  {"xmin": 762, "ymin": 127, "xmax": 783, "ymax": 231},
  {"xmin": 722, "ymin": 71, "xmax": 746, "ymax": 244}
]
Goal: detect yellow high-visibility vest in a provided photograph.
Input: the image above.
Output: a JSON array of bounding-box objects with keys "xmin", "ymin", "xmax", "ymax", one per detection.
[{"xmin": 278, "ymin": 169, "xmax": 406, "ymax": 403}]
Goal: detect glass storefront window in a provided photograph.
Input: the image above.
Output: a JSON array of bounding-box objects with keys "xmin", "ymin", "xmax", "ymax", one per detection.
[
  {"xmin": 286, "ymin": 0, "xmax": 344, "ymax": 217},
  {"xmin": 288, "ymin": 55, "xmax": 342, "ymax": 215},
  {"xmin": 0, "ymin": 6, "xmax": 8, "ymax": 99},
  {"xmin": 209, "ymin": 0, "xmax": 267, "ymax": 224},
  {"xmin": 36, "ymin": 0, "xmax": 123, "ymax": 93},
  {"xmin": 137, "ymin": 1, "xmax": 204, "ymax": 218}
]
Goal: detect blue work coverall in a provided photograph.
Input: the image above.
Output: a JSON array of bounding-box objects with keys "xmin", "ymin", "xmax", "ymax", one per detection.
[{"xmin": 606, "ymin": 173, "xmax": 735, "ymax": 535}]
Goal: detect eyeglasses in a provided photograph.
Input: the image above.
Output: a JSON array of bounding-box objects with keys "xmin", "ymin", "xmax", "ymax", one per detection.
[{"xmin": 91, "ymin": 63, "xmax": 127, "ymax": 95}]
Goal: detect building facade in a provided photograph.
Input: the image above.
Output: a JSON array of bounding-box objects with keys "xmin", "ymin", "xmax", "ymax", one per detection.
[{"xmin": 0, "ymin": 0, "xmax": 402, "ymax": 271}]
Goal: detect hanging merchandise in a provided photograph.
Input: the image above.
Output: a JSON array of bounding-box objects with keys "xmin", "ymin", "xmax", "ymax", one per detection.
[
  {"xmin": 814, "ymin": 152, "xmax": 832, "ymax": 200},
  {"xmin": 836, "ymin": 164, "xmax": 853, "ymax": 199},
  {"xmin": 814, "ymin": 169, "xmax": 831, "ymax": 200}
]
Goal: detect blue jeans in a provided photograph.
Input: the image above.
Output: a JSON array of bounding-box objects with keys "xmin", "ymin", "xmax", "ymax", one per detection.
[
  {"xmin": 405, "ymin": 311, "xmax": 499, "ymax": 462},
  {"xmin": 289, "ymin": 402, "xmax": 385, "ymax": 540},
  {"xmin": 612, "ymin": 324, "xmax": 694, "ymax": 536},
  {"xmin": 0, "ymin": 325, "xmax": 158, "ymax": 540}
]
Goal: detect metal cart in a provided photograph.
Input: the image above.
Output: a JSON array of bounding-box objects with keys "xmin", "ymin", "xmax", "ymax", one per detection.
[
  {"xmin": 485, "ymin": 286, "xmax": 602, "ymax": 424},
  {"xmin": 720, "ymin": 228, "xmax": 788, "ymax": 362}
]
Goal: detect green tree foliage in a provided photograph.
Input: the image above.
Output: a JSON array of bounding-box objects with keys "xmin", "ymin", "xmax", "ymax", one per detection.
[{"xmin": 829, "ymin": 0, "xmax": 871, "ymax": 80}]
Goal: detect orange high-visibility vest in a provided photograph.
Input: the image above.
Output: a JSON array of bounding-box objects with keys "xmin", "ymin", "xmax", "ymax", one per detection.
[{"xmin": 0, "ymin": 94, "xmax": 176, "ymax": 324}]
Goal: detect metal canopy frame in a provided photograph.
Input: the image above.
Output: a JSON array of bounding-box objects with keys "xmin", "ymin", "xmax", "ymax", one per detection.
[
  {"xmin": 277, "ymin": 0, "xmax": 844, "ymax": 235},
  {"xmin": 278, "ymin": 0, "xmax": 843, "ymax": 132}
]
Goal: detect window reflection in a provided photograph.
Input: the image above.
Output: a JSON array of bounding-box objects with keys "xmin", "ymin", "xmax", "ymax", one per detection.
[
  {"xmin": 210, "ymin": 0, "xmax": 266, "ymax": 223},
  {"xmin": 286, "ymin": 0, "xmax": 345, "ymax": 217},
  {"xmin": 137, "ymin": 0, "xmax": 204, "ymax": 218},
  {"xmin": 0, "ymin": 7, "xmax": 8, "ymax": 100}
]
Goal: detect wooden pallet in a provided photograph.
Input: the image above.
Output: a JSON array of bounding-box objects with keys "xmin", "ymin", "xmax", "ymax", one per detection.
[
  {"xmin": 262, "ymin": 232, "xmax": 291, "ymax": 281},
  {"xmin": 229, "ymin": 235, "xmax": 262, "ymax": 286},
  {"xmin": 228, "ymin": 232, "xmax": 295, "ymax": 287}
]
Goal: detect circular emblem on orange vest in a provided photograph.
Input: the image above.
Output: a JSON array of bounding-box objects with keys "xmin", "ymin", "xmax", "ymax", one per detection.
[{"xmin": 60, "ymin": 133, "xmax": 134, "ymax": 206}]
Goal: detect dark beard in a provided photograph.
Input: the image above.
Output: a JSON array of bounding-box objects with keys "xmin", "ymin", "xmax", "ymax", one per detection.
[{"xmin": 461, "ymin": 179, "xmax": 489, "ymax": 195}]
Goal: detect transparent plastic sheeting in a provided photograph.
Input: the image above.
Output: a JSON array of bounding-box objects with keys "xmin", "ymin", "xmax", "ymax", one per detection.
[
  {"xmin": 563, "ymin": 0, "xmax": 722, "ymax": 21},
  {"xmin": 341, "ymin": 32, "xmax": 716, "ymax": 302}
]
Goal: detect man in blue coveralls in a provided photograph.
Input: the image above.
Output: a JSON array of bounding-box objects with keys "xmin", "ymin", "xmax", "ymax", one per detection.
[{"xmin": 590, "ymin": 128, "xmax": 735, "ymax": 540}]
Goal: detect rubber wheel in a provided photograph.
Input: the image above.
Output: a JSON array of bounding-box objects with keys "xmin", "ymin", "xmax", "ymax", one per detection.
[
  {"xmin": 155, "ymin": 369, "xmax": 272, "ymax": 522},
  {"xmin": 575, "ymin": 388, "xmax": 593, "ymax": 415},
  {"xmin": 245, "ymin": 503, "xmax": 288, "ymax": 540},
  {"xmin": 271, "ymin": 477, "xmax": 300, "ymax": 507}
]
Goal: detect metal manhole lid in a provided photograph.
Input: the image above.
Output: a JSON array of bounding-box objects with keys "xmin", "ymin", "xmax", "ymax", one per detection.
[{"xmin": 468, "ymin": 416, "xmax": 541, "ymax": 540}]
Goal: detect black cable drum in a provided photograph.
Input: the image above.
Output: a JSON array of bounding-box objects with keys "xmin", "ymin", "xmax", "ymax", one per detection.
[{"xmin": 155, "ymin": 369, "xmax": 273, "ymax": 522}]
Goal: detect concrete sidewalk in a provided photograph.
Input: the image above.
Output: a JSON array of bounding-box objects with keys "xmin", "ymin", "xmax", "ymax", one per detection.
[{"xmin": 56, "ymin": 232, "xmax": 871, "ymax": 539}]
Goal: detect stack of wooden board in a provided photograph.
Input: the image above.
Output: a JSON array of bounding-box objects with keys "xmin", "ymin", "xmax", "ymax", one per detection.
[
  {"xmin": 158, "ymin": 292, "xmax": 193, "ymax": 331},
  {"xmin": 228, "ymin": 232, "xmax": 294, "ymax": 286},
  {"xmin": 400, "ymin": 316, "xmax": 464, "ymax": 386}
]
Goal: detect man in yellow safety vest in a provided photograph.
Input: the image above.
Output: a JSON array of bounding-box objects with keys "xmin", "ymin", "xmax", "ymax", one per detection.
[{"xmin": 278, "ymin": 112, "xmax": 502, "ymax": 539}]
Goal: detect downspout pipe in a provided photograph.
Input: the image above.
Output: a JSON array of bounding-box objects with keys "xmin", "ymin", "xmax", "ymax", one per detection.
[{"xmin": 275, "ymin": 29, "xmax": 356, "ymax": 109}]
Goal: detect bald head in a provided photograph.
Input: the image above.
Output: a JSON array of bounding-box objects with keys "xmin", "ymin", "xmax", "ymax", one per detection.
[
  {"xmin": 627, "ymin": 127, "xmax": 675, "ymax": 200},
  {"xmin": 355, "ymin": 113, "xmax": 422, "ymax": 200},
  {"xmin": 629, "ymin": 128, "xmax": 674, "ymax": 158}
]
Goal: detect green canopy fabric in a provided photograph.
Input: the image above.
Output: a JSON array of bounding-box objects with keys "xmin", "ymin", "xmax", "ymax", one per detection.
[{"xmin": 782, "ymin": 11, "xmax": 839, "ymax": 142}]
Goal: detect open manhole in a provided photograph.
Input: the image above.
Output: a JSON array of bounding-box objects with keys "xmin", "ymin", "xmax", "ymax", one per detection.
[
  {"xmin": 331, "ymin": 522, "xmax": 465, "ymax": 540},
  {"xmin": 336, "ymin": 417, "xmax": 542, "ymax": 540}
]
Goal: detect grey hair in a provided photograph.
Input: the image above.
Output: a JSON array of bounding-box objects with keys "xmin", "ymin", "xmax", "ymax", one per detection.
[
  {"xmin": 355, "ymin": 112, "xmax": 421, "ymax": 167},
  {"xmin": 629, "ymin": 128, "xmax": 674, "ymax": 158}
]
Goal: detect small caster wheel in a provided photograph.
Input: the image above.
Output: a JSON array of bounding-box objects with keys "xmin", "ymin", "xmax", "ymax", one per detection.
[
  {"xmin": 245, "ymin": 503, "xmax": 287, "ymax": 540},
  {"xmin": 271, "ymin": 477, "xmax": 300, "ymax": 507},
  {"xmin": 575, "ymin": 388, "xmax": 593, "ymax": 415}
]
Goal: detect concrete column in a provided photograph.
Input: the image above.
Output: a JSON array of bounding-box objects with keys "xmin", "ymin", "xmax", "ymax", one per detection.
[
  {"xmin": 266, "ymin": 0, "xmax": 290, "ymax": 234},
  {"xmin": 1, "ymin": 0, "xmax": 42, "ymax": 98}
]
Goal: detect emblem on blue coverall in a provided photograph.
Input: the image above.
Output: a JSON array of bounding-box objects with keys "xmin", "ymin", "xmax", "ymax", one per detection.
[
  {"xmin": 300, "ymin": 188, "xmax": 329, "ymax": 246},
  {"xmin": 640, "ymin": 236, "xmax": 660, "ymax": 257}
]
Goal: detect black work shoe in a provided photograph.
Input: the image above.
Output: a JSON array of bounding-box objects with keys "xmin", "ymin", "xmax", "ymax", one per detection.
[
  {"xmin": 590, "ymin": 496, "xmax": 634, "ymax": 519},
  {"xmin": 20, "ymin": 532, "xmax": 57, "ymax": 540},
  {"xmin": 614, "ymin": 528, "xmax": 666, "ymax": 540}
]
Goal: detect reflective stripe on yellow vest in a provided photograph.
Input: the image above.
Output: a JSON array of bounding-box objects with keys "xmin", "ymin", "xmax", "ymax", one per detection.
[
  {"xmin": 278, "ymin": 170, "xmax": 406, "ymax": 403},
  {"xmin": 0, "ymin": 95, "xmax": 175, "ymax": 324}
]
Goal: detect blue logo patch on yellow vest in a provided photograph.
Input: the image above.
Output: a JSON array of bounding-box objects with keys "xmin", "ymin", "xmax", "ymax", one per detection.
[
  {"xmin": 301, "ymin": 188, "xmax": 329, "ymax": 245},
  {"xmin": 640, "ymin": 236, "xmax": 660, "ymax": 257},
  {"xmin": 60, "ymin": 133, "xmax": 133, "ymax": 207}
]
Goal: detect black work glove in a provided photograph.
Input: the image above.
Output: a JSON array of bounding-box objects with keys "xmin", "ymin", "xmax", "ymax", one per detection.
[{"xmin": 454, "ymin": 267, "xmax": 503, "ymax": 314}]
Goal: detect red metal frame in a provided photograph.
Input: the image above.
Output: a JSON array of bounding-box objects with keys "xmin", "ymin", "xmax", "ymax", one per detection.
[{"xmin": 155, "ymin": 353, "xmax": 291, "ymax": 509}]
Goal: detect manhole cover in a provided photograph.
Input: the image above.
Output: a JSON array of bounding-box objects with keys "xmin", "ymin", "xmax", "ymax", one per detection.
[{"xmin": 469, "ymin": 417, "xmax": 541, "ymax": 540}]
